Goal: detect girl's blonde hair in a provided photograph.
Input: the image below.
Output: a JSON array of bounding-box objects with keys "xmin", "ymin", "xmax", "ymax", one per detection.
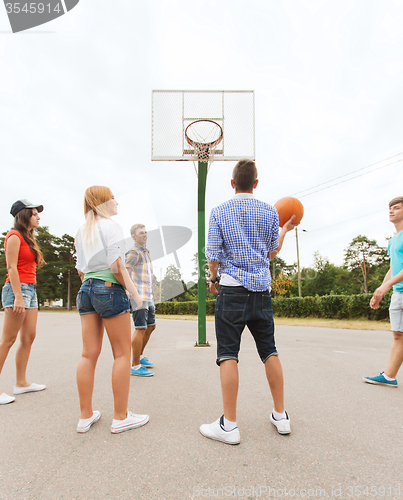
[{"xmin": 82, "ymin": 186, "xmax": 113, "ymax": 241}]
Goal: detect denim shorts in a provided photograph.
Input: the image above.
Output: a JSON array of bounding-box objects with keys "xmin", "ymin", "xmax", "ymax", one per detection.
[
  {"xmin": 1, "ymin": 282, "xmax": 38, "ymax": 309},
  {"xmin": 390, "ymin": 291, "xmax": 403, "ymax": 332},
  {"xmin": 214, "ymin": 285, "xmax": 278, "ymax": 365},
  {"xmin": 132, "ymin": 301, "xmax": 156, "ymax": 329},
  {"xmin": 77, "ymin": 278, "xmax": 130, "ymax": 319}
]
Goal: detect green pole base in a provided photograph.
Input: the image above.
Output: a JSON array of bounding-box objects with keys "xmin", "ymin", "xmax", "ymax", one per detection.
[{"xmin": 194, "ymin": 341, "xmax": 211, "ymax": 347}]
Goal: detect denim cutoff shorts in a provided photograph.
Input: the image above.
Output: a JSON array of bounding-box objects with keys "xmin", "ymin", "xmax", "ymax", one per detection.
[
  {"xmin": 1, "ymin": 282, "xmax": 38, "ymax": 309},
  {"xmin": 214, "ymin": 285, "xmax": 278, "ymax": 366},
  {"xmin": 389, "ymin": 291, "xmax": 403, "ymax": 332},
  {"xmin": 77, "ymin": 278, "xmax": 130, "ymax": 319},
  {"xmin": 132, "ymin": 301, "xmax": 156, "ymax": 329}
]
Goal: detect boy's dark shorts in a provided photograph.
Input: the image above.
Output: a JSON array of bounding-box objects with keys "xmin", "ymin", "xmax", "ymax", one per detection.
[
  {"xmin": 214, "ymin": 285, "xmax": 278, "ymax": 366},
  {"xmin": 132, "ymin": 301, "xmax": 156, "ymax": 330}
]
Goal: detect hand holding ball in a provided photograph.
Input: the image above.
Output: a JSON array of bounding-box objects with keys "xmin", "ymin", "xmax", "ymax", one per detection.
[{"xmin": 274, "ymin": 197, "xmax": 304, "ymax": 228}]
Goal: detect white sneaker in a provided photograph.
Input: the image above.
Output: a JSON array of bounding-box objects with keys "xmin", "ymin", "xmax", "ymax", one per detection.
[
  {"xmin": 200, "ymin": 416, "xmax": 241, "ymax": 445},
  {"xmin": 13, "ymin": 383, "xmax": 46, "ymax": 395},
  {"xmin": 270, "ymin": 412, "xmax": 291, "ymax": 434},
  {"xmin": 77, "ymin": 411, "xmax": 101, "ymax": 433},
  {"xmin": 0, "ymin": 393, "xmax": 15, "ymax": 405},
  {"xmin": 111, "ymin": 411, "xmax": 149, "ymax": 434}
]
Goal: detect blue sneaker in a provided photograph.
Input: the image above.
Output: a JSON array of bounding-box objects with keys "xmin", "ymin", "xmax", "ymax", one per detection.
[
  {"xmin": 363, "ymin": 372, "xmax": 397, "ymax": 387},
  {"xmin": 140, "ymin": 357, "xmax": 154, "ymax": 367},
  {"xmin": 131, "ymin": 366, "xmax": 154, "ymax": 377}
]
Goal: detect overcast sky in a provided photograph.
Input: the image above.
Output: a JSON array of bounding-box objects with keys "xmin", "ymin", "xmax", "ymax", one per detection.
[{"xmin": 1, "ymin": 0, "xmax": 402, "ymax": 282}]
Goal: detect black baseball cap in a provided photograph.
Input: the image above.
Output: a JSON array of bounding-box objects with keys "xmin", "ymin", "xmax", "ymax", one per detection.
[{"xmin": 10, "ymin": 199, "xmax": 44, "ymax": 217}]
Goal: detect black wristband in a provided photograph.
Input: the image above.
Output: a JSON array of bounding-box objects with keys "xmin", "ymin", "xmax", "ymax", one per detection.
[{"xmin": 211, "ymin": 277, "xmax": 220, "ymax": 283}]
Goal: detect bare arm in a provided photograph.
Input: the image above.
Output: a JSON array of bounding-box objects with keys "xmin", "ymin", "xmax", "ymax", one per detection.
[
  {"xmin": 268, "ymin": 216, "xmax": 298, "ymax": 261},
  {"xmin": 208, "ymin": 261, "xmax": 220, "ymax": 294},
  {"xmin": 386, "ymin": 268, "xmax": 403, "ymax": 288},
  {"xmin": 370, "ymin": 267, "xmax": 403, "ymax": 310},
  {"xmin": 5, "ymin": 234, "xmax": 25, "ymax": 317},
  {"xmin": 110, "ymin": 257, "xmax": 142, "ymax": 309}
]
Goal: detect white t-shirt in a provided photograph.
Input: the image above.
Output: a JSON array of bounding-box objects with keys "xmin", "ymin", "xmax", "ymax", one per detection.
[{"xmin": 75, "ymin": 217, "xmax": 125, "ymax": 274}]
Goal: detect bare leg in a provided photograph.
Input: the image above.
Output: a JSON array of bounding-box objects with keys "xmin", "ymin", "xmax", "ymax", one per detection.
[
  {"xmin": 131, "ymin": 329, "xmax": 145, "ymax": 366},
  {"xmin": 141, "ymin": 325, "xmax": 155, "ymax": 356},
  {"xmin": 15, "ymin": 309, "xmax": 38, "ymax": 387},
  {"xmin": 76, "ymin": 313, "xmax": 104, "ymax": 419},
  {"xmin": 103, "ymin": 312, "xmax": 131, "ymax": 420},
  {"xmin": 265, "ymin": 355, "xmax": 285, "ymax": 414},
  {"xmin": 384, "ymin": 331, "xmax": 403, "ymax": 379},
  {"xmin": 0, "ymin": 309, "xmax": 24, "ymax": 395},
  {"xmin": 220, "ymin": 359, "xmax": 239, "ymax": 422}
]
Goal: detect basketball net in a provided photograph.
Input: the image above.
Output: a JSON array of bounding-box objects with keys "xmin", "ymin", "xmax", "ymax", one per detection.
[{"xmin": 185, "ymin": 119, "xmax": 223, "ymax": 174}]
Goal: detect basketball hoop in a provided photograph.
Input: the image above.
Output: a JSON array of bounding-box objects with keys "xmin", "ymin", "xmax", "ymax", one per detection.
[{"xmin": 184, "ymin": 119, "xmax": 223, "ymax": 163}]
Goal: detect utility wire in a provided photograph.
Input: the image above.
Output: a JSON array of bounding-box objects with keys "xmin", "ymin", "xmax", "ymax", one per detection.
[
  {"xmin": 176, "ymin": 153, "xmax": 402, "ymax": 238},
  {"xmin": 296, "ymin": 159, "xmax": 402, "ymax": 199},
  {"xmin": 290, "ymin": 152, "xmax": 403, "ymax": 198},
  {"xmin": 305, "ymin": 209, "xmax": 386, "ymax": 233}
]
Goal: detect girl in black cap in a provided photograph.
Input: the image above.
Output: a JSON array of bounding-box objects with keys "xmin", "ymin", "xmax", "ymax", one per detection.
[{"xmin": 0, "ymin": 200, "xmax": 46, "ymax": 405}]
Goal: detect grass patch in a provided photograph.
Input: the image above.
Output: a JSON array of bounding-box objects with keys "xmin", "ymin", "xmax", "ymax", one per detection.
[
  {"xmin": 156, "ymin": 314, "xmax": 391, "ymax": 331},
  {"xmin": 274, "ymin": 316, "xmax": 390, "ymax": 331}
]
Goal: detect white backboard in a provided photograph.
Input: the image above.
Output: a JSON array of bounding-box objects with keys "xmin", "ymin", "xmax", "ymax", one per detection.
[{"xmin": 151, "ymin": 90, "xmax": 255, "ymax": 161}]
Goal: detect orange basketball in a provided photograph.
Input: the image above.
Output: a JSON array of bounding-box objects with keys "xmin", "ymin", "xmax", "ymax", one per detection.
[{"xmin": 274, "ymin": 197, "xmax": 304, "ymax": 227}]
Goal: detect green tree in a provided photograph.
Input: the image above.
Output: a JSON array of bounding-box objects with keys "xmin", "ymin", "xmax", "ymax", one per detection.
[
  {"xmin": 270, "ymin": 255, "xmax": 296, "ymax": 279},
  {"xmin": 291, "ymin": 252, "xmax": 353, "ymax": 297},
  {"xmin": 56, "ymin": 234, "xmax": 81, "ymax": 309},
  {"xmin": 0, "ymin": 231, "xmax": 8, "ymax": 285},
  {"xmin": 153, "ymin": 274, "xmax": 162, "ymax": 304},
  {"xmin": 344, "ymin": 236, "xmax": 388, "ymax": 294},
  {"xmin": 35, "ymin": 226, "xmax": 61, "ymax": 305},
  {"xmin": 161, "ymin": 264, "xmax": 187, "ymax": 302},
  {"xmin": 191, "ymin": 252, "xmax": 218, "ymax": 300},
  {"xmin": 0, "ymin": 229, "xmax": 62, "ymax": 304},
  {"xmin": 191, "ymin": 252, "xmax": 209, "ymax": 281},
  {"xmin": 1, "ymin": 227, "xmax": 81, "ymax": 307},
  {"xmin": 271, "ymin": 272, "xmax": 293, "ymax": 296}
]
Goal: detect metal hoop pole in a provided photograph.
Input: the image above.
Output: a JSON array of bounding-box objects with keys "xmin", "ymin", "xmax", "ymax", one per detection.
[{"xmin": 196, "ymin": 159, "xmax": 209, "ymax": 346}]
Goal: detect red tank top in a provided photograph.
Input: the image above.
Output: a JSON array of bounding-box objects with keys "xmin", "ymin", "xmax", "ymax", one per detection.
[{"xmin": 4, "ymin": 230, "xmax": 37, "ymax": 284}]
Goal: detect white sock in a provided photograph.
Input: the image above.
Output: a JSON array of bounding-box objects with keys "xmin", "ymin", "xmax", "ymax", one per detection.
[
  {"xmin": 140, "ymin": 355, "xmax": 145, "ymax": 360},
  {"xmin": 273, "ymin": 409, "xmax": 287, "ymax": 420},
  {"xmin": 223, "ymin": 416, "xmax": 237, "ymax": 431},
  {"xmin": 382, "ymin": 372, "xmax": 395, "ymax": 381},
  {"xmin": 132, "ymin": 364, "xmax": 141, "ymax": 370}
]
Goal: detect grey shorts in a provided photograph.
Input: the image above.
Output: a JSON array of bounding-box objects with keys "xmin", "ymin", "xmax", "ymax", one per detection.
[{"xmin": 389, "ymin": 291, "xmax": 403, "ymax": 332}]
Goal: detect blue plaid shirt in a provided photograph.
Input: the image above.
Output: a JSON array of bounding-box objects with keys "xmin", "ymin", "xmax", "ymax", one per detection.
[{"xmin": 206, "ymin": 194, "xmax": 279, "ymax": 292}]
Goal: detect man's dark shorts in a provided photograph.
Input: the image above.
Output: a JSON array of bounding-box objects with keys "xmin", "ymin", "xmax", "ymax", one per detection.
[
  {"xmin": 132, "ymin": 301, "xmax": 156, "ymax": 330},
  {"xmin": 215, "ymin": 285, "xmax": 278, "ymax": 365}
]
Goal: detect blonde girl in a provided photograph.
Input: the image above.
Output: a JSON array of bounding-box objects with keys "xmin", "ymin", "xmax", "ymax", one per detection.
[{"xmin": 75, "ymin": 186, "xmax": 149, "ymax": 433}]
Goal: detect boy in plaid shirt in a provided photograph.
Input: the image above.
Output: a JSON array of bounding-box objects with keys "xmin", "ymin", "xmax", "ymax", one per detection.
[{"xmin": 125, "ymin": 224, "xmax": 156, "ymax": 377}]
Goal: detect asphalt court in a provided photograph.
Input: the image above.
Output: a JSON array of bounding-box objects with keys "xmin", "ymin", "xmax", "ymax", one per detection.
[{"xmin": 0, "ymin": 312, "xmax": 402, "ymax": 500}]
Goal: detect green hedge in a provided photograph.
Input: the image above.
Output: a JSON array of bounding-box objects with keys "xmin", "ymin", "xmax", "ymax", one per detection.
[
  {"xmin": 271, "ymin": 293, "xmax": 391, "ymax": 320},
  {"xmin": 155, "ymin": 293, "xmax": 392, "ymax": 321},
  {"xmin": 155, "ymin": 299, "xmax": 217, "ymax": 316}
]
